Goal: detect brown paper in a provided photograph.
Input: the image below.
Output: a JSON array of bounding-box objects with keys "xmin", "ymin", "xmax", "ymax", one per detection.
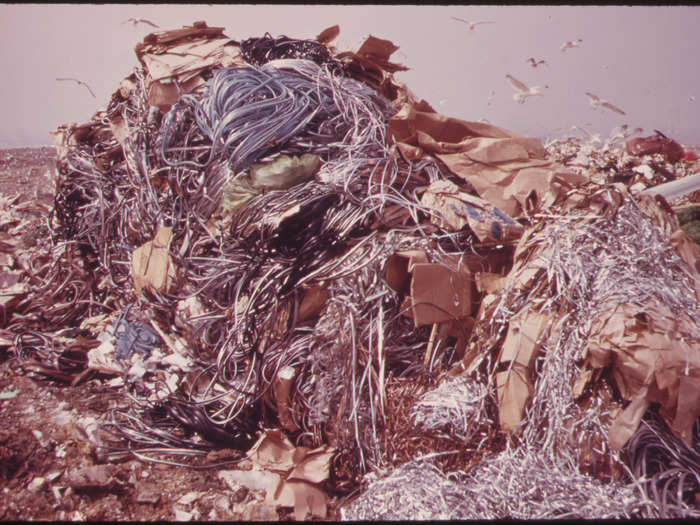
[
  {"xmin": 147, "ymin": 74, "xmax": 206, "ymax": 112},
  {"xmin": 315, "ymin": 25, "xmax": 339, "ymax": 45},
  {"xmin": 287, "ymin": 447, "xmax": 334, "ymax": 484},
  {"xmin": 420, "ymin": 179, "xmax": 523, "ymax": 243},
  {"xmin": 131, "ymin": 225, "xmax": 176, "ymax": 295},
  {"xmin": 608, "ymin": 387, "xmax": 651, "ymax": 451},
  {"xmin": 587, "ymin": 301, "xmax": 700, "ymax": 448},
  {"xmin": 384, "ymin": 250, "xmax": 428, "ymax": 293},
  {"xmin": 410, "ymin": 263, "xmax": 472, "ymax": 326},
  {"xmin": 272, "ymin": 366, "xmax": 300, "ymax": 432},
  {"xmin": 474, "ymin": 272, "xmax": 507, "ymax": 294},
  {"xmin": 297, "ymin": 284, "xmax": 328, "ymax": 322},
  {"xmin": 496, "ymin": 366, "xmax": 531, "ymax": 433},
  {"xmin": 494, "ymin": 311, "xmax": 549, "ymax": 432},
  {"xmin": 247, "ymin": 430, "xmax": 296, "ymax": 472},
  {"xmin": 275, "ymin": 479, "xmax": 327, "ymax": 520},
  {"xmin": 246, "ymin": 430, "xmax": 332, "ymax": 519}
]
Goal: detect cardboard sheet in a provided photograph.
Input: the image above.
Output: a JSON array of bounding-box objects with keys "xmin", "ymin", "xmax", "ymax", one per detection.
[
  {"xmin": 410, "ymin": 262, "xmax": 473, "ymax": 326},
  {"xmin": 133, "ymin": 21, "xmax": 243, "ymax": 111}
]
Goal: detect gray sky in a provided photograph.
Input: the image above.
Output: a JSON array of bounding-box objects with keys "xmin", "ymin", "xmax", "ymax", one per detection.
[{"xmin": 2, "ymin": 4, "xmax": 699, "ymax": 147}]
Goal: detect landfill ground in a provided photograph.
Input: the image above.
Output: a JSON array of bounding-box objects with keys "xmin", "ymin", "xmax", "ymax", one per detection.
[
  {"xmin": 0, "ymin": 146, "xmax": 300, "ymax": 521},
  {"xmin": 1, "ymin": 143, "xmax": 699, "ymax": 520}
]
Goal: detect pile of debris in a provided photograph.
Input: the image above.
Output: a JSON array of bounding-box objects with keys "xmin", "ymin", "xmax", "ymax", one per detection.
[{"xmin": 2, "ymin": 21, "xmax": 699, "ymax": 519}]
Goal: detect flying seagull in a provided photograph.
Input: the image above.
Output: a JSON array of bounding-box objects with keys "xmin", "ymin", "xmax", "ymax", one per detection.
[
  {"xmin": 56, "ymin": 77, "xmax": 96, "ymax": 98},
  {"xmin": 505, "ymin": 74, "xmax": 543, "ymax": 104},
  {"xmin": 571, "ymin": 125, "xmax": 602, "ymax": 145},
  {"xmin": 526, "ymin": 57, "xmax": 547, "ymax": 68},
  {"xmin": 122, "ymin": 17, "xmax": 159, "ymax": 28},
  {"xmin": 585, "ymin": 91, "xmax": 626, "ymax": 115},
  {"xmin": 487, "ymin": 89, "xmax": 495, "ymax": 106},
  {"xmin": 606, "ymin": 124, "xmax": 642, "ymax": 146},
  {"xmin": 561, "ymin": 38, "xmax": 583, "ymax": 51},
  {"xmin": 451, "ymin": 17, "xmax": 495, "ymax": 31}
]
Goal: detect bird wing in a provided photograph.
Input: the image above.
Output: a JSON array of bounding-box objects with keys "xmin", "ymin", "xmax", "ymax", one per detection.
[
  {"xmin": 139, "ymin": 18, "xmax": 159, "ymax": 28},
  {"xmin": 473, "ymin": 21, "xmax": 495, "ymax": 25},
  {"xmin": 601, "ymin": 101, "xmax": 626, "ymax": 115},
  {"xmin": 585, "ymin": 92, "xmax": 600, "ymax": 102},
  {"xmin": 451, "ymin": 16, "xmax": 471, "ymax": 24},
  {"xmin": 506, "ymin": 74, "xmax": 529, "ymax": 92}
]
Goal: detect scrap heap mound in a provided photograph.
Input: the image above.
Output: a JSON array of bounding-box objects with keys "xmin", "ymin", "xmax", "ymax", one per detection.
[{"xmin": 2, "ymin": 21, "xmax": 699, "ymax": 519}]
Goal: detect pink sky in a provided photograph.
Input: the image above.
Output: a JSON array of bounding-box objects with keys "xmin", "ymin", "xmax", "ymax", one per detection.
[{"xmin": 2, "ymin": 4, "xmax": 699, "ymax": 147}]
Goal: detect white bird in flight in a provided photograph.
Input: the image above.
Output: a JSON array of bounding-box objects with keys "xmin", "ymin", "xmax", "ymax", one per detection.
[
  {"xmin": 505, "ymin": 74, "xmax": 544, "ymax": 104},
  {"xmin": 451, "ymin": 17, "xmax": 495, "ymax": 31},
  {"xmin": 122, "ymin": 18, "xmax": 159, "ymax": 28},
  {"xmin": 526, "ymin": 57, "xmax": 547, "ymax": 68},
  {"xmin": 56, "ymin": 77, "xmax": 96, "ymax": 98},
  {"xmin": 606, "ymin": 124, "xmax": 643, "ymax": 146},
  {"xmin": 561, "ymin": 38, "xmax": 583, "ymax": 51},
  {"xmin": 570, "ymin": 125, "xmax": 602, "ymax": 145},
  {"xmin": 585, "ymin": 91, "xmax": 626, "ymax": 115}
]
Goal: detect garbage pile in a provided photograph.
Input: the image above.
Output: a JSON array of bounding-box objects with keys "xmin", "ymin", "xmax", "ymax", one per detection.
[{"xmin": 2, "ymin": 21, "xmax": 699, "ymax": 519}]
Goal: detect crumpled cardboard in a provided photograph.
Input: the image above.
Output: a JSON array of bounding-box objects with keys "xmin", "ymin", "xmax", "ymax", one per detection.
[
  {"xmin": 315, "ymin": 24, "xmax": 340, "ymax": 46},
  {"xmin": 585, "ymin": 300, "xmax": 700, "ymax": 448},
  {"xmin": 245, "ymin": 430, "xmax": 334, "ymax": 520},
  {"xmin": 495, "ymin": 311, "xmax": 550, "ymax": 432},
  {"xmin": 420, "ymin": 179, "xmax": 524, "ymax": 243},
  {"xmin": 131, "ymin": 225, "xmax": 177, "ymax": 295},
  {"xmin": 134, "ymin": 21, "xmax": 244, "ymax": 112},
  {"xmin": 388, "ymin": 102, "xmax": 589, "ymax": 217},
  {"xmin": 335, "ymin": 34, "xmax": 408, "ymax": 101}
]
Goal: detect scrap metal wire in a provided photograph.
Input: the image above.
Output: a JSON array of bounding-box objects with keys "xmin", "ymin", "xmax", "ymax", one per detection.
[
  {"xmin": 461, "ymin": 187, "xmax": 700, "ymax": 517},
  {"xmin": 340, "ymin": 457, "xmax": 474, "ymax": 521},
  {"xmin": 239, "ymin": 32, "xmax": 344, "ymax": 75},
  {"xmin": 455, "ymin": 444, "xmax": 658, "ymax": 519},
  {"xmin": 411, "ymin": 375, "xmax": 491, "ymax": 443},
  {"xmin": 625, "ymin": 407, "xmax": 700, "ymax": 517},
  {"xmin": 160, "ymin": 58, "xmax": 393, "ymax": 176}
]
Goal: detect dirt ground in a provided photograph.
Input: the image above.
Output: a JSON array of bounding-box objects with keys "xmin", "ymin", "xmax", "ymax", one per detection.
[{"xmin": 0, "ymin": 147, "xmax": 319, "ymax": 521}]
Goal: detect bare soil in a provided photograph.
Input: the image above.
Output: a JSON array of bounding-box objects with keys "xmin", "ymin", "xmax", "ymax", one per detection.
[{"xmin": 0, "ymin": 147, "xmax": 310, "ymax": 521}]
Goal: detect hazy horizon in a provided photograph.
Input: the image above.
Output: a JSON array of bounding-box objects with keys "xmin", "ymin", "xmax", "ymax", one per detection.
[{"xmin": 2, "ymin": 4, "xmax": 699, "ymax": 148}]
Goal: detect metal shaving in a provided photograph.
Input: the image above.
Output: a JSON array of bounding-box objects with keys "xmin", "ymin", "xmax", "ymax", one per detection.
[
  {"xmin": 455, "ymin": 445, "xmax": 657, "ymax": 519},
  {"xmin": 411, "ymin": 375, "xmax": 489, "ymax": 442},
  {"xmin": 340, "ymin": 458, "xmax": 474, "ymax": 521}
]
